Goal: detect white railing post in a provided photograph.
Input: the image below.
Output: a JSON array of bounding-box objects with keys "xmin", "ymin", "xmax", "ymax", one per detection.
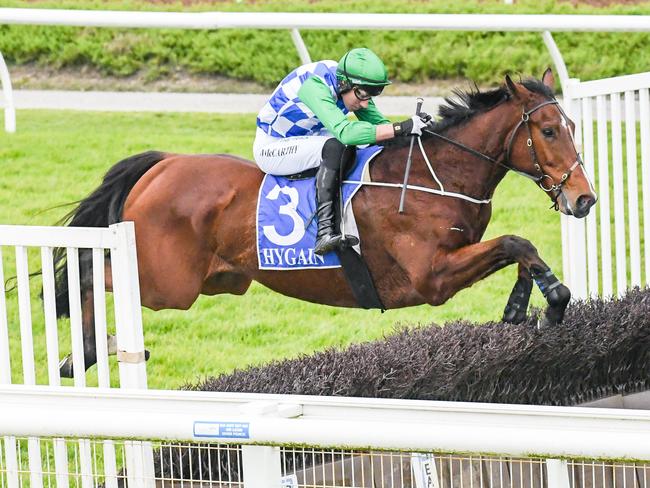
[
  {"xmin": 0, "ymin": 250, "xmax": 18, "ymax": 488},
  {"xmin": 541, "ymin": 31, "xmax": 570, "ymax": 92},
  {"xmin": 109, "ymin": 222, "xmax": 153, "ymax": 488},
  {"xmin": 561, "ymin": 78, "xmax": 588, "ymax": 299},
  {"xmin": 546, "ymin": 459, "xmax": 571, "ymax": 488},
  {"xmin": 242, "ymin": 446, "xmax": 282, "ymax": 488},
  {"xmin": 641, "ymin": 88, "xmax": 650, "ymax": 287},
  {"xmin": 0, "ymin": 50, "xmax": 15, "ymax": 133},
  {"xmin": 109, "ymin": 221, "xmax": 147, "ymax": 389},
  {"xmin": 289, "ymin": 28, "xmax": 311, "ymax": 65},
  {"xmin": 240, "ymin": 401, "xmax": 298, "ymax": 488}
]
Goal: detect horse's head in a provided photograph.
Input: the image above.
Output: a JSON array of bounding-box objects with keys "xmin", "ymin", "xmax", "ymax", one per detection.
[{"xmin": 504, "ymin": 69, "xmax": 597, "ymax": 218}]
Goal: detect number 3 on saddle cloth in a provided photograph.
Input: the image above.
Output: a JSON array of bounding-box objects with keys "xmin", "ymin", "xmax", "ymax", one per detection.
[{"xmin": 256, "ymin": 145, "xmax": 383, "ymax": 270}]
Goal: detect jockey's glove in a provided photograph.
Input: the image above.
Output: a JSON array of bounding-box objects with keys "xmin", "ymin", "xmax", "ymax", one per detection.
[{"xmin": 393, "ymin": 114, "xmax": 430, "ymax": 137}]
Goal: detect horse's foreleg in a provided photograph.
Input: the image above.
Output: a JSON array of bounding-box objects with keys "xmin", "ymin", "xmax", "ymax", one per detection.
[
  {"xmin": 418, "ymin": 235, "xmax": 570, "ymax": 326},
  {"xmin": 502, "ymin": 265, "xmax": 533, "ymax": 324}
]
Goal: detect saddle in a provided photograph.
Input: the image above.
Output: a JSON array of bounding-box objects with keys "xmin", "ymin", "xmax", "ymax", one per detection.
[
  {"xmin": 285, "ymin": 145, "xmax": 357, "ymax": 182},
  {"xmin": 257, "ymin": 145, "xmax": 385, "ymax": 310}
]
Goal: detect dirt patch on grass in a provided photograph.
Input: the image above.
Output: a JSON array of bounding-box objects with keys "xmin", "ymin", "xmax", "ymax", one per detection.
[
  {"xmin": 8, "ymin": 64, "xmax": 469, "ymax": 96},
  {"xmin": 9, "ymin": 64, "xmax": 270, "ymax": 94}
]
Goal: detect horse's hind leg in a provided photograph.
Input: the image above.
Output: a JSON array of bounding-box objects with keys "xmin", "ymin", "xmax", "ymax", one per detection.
[
  {"xmin": 59, "ymin": 254, "xmax": 152, "ymax": 379},
  {"xmin": 59, "ymin": 257, "xmax": 122, "ymax": 378},
  {"xmin": 58, "ymin": 287, "xmax": 97, "ymax": 378}
]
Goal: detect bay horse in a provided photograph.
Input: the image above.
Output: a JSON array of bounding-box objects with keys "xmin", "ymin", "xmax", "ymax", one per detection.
[{"xmin": 55, "ymin": 69, "xmax": 597, "ymax": 377}]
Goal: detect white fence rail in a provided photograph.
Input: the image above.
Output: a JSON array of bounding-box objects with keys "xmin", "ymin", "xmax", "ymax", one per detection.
[
  {"xmin": 2, "ymin": 10, "xmax": 650, "ymax": 31},
  {"xmin": 1, "ymin": 385, "xmax": 650, "ymax": 488},
  {"xmin": 562, "ymin": 72, "xmax": 650, "ymax": 298},
  {"xmin": 3, "ymin": 8, "xmax": 650, "ymax": 132},
  {"xmin": 2, "ymin": 385, "xmax": 650, "ymax": 459}
]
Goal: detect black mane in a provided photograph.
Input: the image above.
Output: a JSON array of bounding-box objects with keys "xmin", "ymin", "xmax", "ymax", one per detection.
[{"xmin": 381, "ymin": 77, "xmax": 555, "ymax": 148}]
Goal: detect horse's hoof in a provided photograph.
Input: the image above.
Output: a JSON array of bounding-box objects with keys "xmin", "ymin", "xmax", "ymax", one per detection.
[
  {"xmin": 538, "ymin": 283, "xmax": 571, "ymax": 328},
  {"xmin": 59, "ymin": 355, "xmax": 74, "ymax": 378},
  {"xmin": 145, "ymin": 349, "xmax": 150, "ymax": 361},
  {"xmin": 502, "ymin": 304, "xmax": 527, "ymax": 324}
]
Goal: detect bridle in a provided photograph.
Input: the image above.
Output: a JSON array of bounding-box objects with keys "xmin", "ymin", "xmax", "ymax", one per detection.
[
  {"xmin": 422, "ymin": 98, "xmax": 584, "ymax": 208},
  {"xmin": 504, "ymin": 99, "xmax": 583, "ymax": 195}
]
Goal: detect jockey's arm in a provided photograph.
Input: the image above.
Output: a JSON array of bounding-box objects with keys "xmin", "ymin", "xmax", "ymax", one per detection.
[
  {"xmin": 298, "ymin": 77, "xmax": 396, "ymax": 146},
  {"xmin": 354, "ymin": 101, "xmax": 395, "ymax": 142}
]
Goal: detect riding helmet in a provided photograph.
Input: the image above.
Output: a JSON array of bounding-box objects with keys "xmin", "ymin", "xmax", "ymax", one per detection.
[{"xmin": 336, "ymin": 48, "xmax": 391, "ymax": 93}]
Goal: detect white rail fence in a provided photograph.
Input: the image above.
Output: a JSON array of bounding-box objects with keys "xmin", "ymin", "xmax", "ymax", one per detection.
[
  {"xmin": 0, "ymin": 223, "xmax": 151, "ymax": 488},
  {"xmin": 562, "ymin": 72, "xmax": 650, "ymax": 299},
  {"xmin": 2, "ymin": 8, "xmax": 650, "ymax": 132},
  {"xmin": 1, "ymin": 385, "xmax": 650, "ymax": 488}
]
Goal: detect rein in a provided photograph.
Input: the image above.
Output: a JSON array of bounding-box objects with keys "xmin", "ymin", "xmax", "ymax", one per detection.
[{"xmin": 379, "ymin": 98, "xmax": 585, "ymax": 209}]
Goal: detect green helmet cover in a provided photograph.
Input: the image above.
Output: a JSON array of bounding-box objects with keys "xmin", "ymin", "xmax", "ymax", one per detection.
[{"xmin": 336, "ymin": 48, "xmax": 391, "ymax": 87}]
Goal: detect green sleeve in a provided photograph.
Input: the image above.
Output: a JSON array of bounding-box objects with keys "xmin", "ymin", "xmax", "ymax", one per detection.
[
  {"xmin": 297, "ymin": 76, "xmax": 379, "ymax": 146},
  {"xmin": 354, "ymin": 99, "xmax": 391, "ymax": 125}
]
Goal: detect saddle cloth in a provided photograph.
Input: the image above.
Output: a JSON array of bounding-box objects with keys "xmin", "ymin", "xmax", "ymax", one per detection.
[{"xmin": 256, "ymin": 145, "xmax": 383, "ymax": 270}]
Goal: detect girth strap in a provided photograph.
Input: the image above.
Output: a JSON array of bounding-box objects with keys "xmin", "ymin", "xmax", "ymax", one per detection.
[{"xmin": 335, "ymin": 247, "xmax": 385, "ymax": 310}]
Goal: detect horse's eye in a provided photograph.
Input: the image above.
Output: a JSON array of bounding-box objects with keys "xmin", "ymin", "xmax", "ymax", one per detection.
[{"xmin": 542, "ymin": 128, "xmax": 555, "ymax": 138}]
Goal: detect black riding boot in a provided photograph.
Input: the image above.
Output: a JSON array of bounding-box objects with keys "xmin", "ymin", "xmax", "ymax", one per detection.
[{"xmin": 313, "ymin": 165, "xmax": 343, "ymax": 255}]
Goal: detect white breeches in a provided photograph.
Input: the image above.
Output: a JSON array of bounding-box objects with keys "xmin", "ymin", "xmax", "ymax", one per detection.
[{"xmin": 253, "ymin": 128, "xmax": 333, "ymax": 175}]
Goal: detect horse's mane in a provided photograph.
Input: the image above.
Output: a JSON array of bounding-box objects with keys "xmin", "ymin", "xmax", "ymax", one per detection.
[{"xmin": 381, "ymin": 77, "xmax": 555, "ymax": 149}]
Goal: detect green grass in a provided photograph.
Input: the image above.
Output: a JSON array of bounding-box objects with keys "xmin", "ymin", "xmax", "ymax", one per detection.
[
  {"xmin": 1, "ymin": 0, "xmax": 650, "ymax": 87},
  {"xmin": 0, "ymin": 109, "xmax": 562, "ymax": 389}
]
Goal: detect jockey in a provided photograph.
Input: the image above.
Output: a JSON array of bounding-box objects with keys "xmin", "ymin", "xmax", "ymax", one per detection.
[{"xmin": 254, "ymin": 47, "xmax": 429, "ymax": 255}]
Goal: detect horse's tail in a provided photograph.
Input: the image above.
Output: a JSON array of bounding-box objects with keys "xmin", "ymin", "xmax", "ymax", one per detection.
[{"xmin": 54, "ymin": 150, "xmax": 167, "ymax": 318}]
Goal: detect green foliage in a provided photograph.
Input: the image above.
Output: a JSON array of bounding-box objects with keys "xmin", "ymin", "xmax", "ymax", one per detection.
[
  {"xmin": 1, "ymin": 0, "xmax": 650, "ymax": 86},
  {"xmin": 0, "ymin": 110, "xmax": 562, "ymax": 388}
]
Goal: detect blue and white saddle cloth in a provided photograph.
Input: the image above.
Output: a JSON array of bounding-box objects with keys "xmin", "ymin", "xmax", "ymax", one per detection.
[{"xmin": 256, "ymin": 146, "xmax": 383, "ymax": 270}]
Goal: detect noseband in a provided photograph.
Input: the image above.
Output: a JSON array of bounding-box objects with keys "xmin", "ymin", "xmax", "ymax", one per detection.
[{"xmin": 505, "ymin": 100, "xmax": 583, "ymax": 196}]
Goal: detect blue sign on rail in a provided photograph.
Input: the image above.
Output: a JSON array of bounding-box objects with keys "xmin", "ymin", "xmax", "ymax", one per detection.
[{"xmin": 193, "ymin": 421, "xmax": 250, "ymax": 439}]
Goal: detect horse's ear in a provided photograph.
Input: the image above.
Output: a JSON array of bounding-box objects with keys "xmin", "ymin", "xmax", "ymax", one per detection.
[
  {"xmin": 505, "ymin": 74, "xmax": 525, "ymax": 100},
  {"xmin": 542, "ymin": 67, "xmax": 555, "ymax": 90}
]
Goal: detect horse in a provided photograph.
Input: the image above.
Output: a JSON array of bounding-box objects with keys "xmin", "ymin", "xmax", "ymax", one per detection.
[{"xmin": 54, "ymin": 69, "xmax": 597, "ymax": 377}]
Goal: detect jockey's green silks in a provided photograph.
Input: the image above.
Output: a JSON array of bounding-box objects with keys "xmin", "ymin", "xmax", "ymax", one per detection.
[{"xmin": 297, "ymin": 76, "xmax": 390, "ymax": 146}]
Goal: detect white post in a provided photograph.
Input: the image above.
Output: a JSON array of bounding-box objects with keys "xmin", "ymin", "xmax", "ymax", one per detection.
[
  {"xmin": 0, "ymin": 251, "xmax": 18, "ymax": 488},
  {"xmin": 546, "ymin": 459, "xmax": 571, "ymax": 488},
  {"xmin": 542, "ymin": 32, "xmax": 570, "ymax": 93},
  {"xmin": 240, "ymin": 401, "xmax": 296, "ymax": 488},
  {"xmin": 290, "ymin": 28, "xmax": 311, "ymax": 64},
  {"xmin": 109, "ymin": 221, "xmax": 147, "ymax": 389},
  {"xmin": 581, "ymin": 95, "xmax": 599, "ymax": 297},
  {"xmin": 561, "ymin": 79, "xmax": 588, "ymax": 299},
  {"xmin": 109, "ymin": 222, "xmax": 153, "ymax": 488},
  {"xmin": 242, "ymin": 446, "xmax": 282, "ymax": 488},
  {"xmin": 0, "ymin": 50, "xmax": 15, "ymax": 133}
]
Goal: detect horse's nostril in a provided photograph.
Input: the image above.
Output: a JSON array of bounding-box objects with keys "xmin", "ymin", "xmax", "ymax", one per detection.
[{"xmin": 577, "ymin": 194, "xmax": 596, "ymax": 212}]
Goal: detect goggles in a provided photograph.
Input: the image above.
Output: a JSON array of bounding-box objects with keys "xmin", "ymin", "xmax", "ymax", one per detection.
[{"xmin": 353, "ymin": 84, "xmax": 384, "ymax": 101}]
